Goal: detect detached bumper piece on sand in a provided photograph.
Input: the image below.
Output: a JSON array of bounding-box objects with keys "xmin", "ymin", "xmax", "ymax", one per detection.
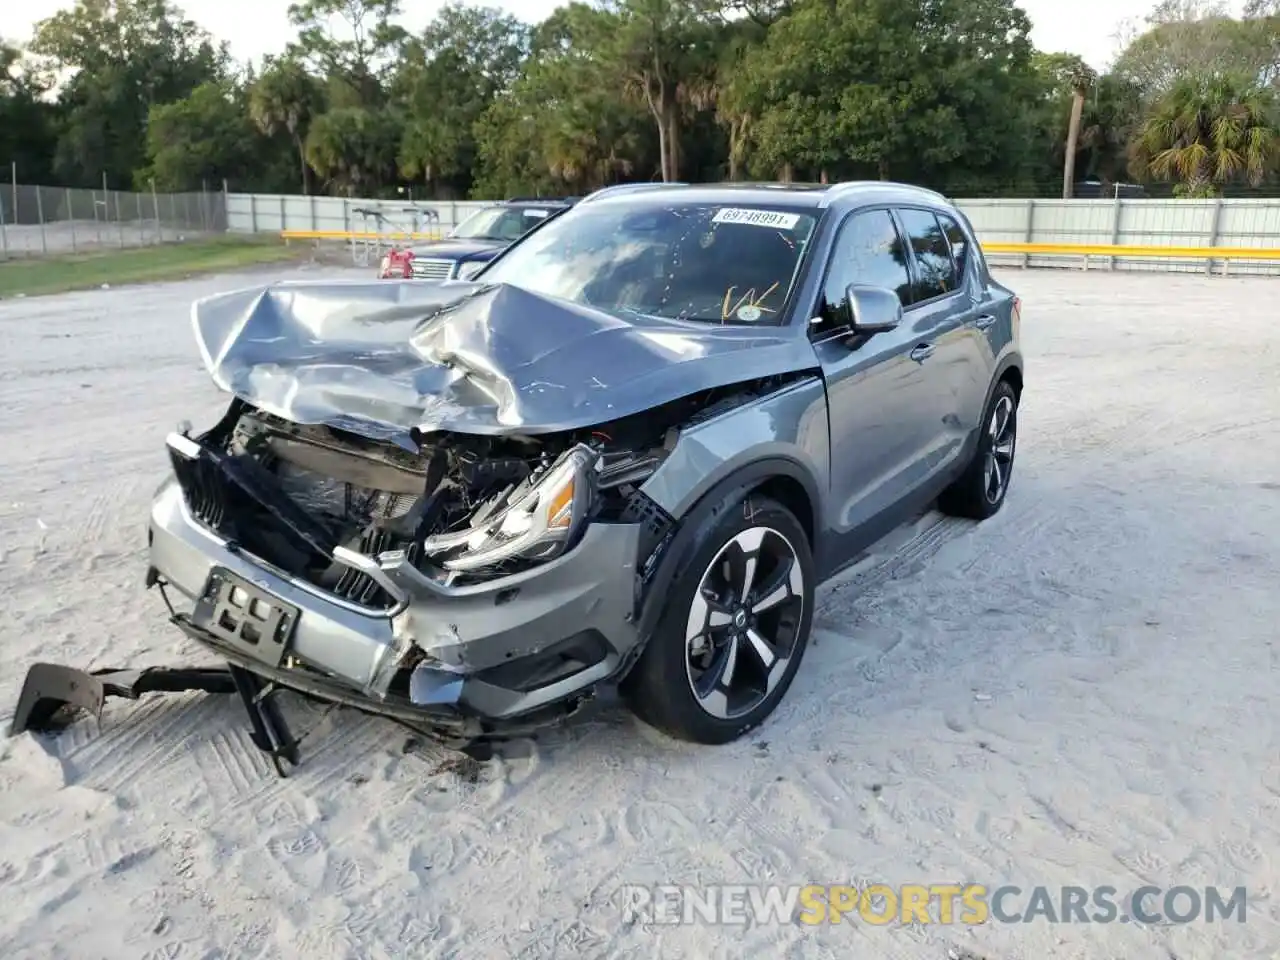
[
  {"xmin": 8, "ymin": 662, "xmax": 307, "ymax": 775},
  {"xmin": 8, "ymin": 646, "xmax": 566, "ymax": 775}
]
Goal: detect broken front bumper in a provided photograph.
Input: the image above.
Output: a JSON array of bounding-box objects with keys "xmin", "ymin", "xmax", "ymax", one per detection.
[{"xmin": 147, "ymin": 475, "xmax": 645, "ymax": 728}]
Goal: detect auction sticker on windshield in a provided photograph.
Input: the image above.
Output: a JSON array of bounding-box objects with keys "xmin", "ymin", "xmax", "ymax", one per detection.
[{"xmin": 712, "ymin": 208, "xmax": 801, "ymax": 230}]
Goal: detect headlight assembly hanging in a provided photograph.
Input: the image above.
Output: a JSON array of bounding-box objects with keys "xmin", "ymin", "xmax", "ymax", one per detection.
[{"xmin": 422, "ymin": 444, "xmax": 597, "ymax": 573}]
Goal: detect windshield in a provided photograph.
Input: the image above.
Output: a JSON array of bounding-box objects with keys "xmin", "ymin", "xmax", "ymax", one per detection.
[
  {"xmin": 450, "ymin": 206, "xmax": 552, "ymax": 242},
  {"xmin": 477, "ymin": 202, "xmax": 816, "ymax": 325}
]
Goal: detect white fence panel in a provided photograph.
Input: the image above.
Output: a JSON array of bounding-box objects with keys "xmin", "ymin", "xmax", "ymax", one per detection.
[
  {"xmin": 226, "ymin": 194, "xmax": 491, "ymax": 235},
  {"xmin": 225, "ymin": 191, "xmax": 1280, "ymax": 277},
  {"xmin": 956, "ymin": 197, "xmax": 1280, "ymax": 276},
  {"xmin": 1217, "ymin": 201, "xmax": 1280, "ymax": 248}
]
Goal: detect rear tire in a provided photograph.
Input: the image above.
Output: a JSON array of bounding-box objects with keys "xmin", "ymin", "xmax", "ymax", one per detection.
[
  {"xmin": 939, "ymin": 380, "xmax": 1018, "ymax": 521},
  {"xmin": 621, "ymin": 495, "xmax": 814, "ymax": 745}
]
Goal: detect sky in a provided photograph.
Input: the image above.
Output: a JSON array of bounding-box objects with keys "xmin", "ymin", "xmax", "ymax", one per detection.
[{"xmin": 0, "ymin": 0, "xmax": 1250, "ymax": 71}]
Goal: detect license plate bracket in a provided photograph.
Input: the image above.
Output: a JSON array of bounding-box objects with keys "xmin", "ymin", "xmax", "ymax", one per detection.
[{"xmin": 192, "ymin": 569, "xmax": 298, "ymax": 667}]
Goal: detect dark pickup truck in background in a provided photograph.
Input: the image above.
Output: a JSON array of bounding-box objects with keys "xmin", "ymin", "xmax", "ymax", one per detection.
[{"xmin": 378, "ymin": 197, "xmax": 579, "ymax": 280}]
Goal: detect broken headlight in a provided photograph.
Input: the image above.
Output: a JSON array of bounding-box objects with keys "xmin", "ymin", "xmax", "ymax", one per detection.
[{"xmin": 423, "ymin": 444, "xmax": 597, "ymax": 573}]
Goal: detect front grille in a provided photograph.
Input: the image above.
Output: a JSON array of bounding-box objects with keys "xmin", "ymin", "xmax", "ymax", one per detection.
[
  {"xmin": 410, "ymin": 258, "xmax": 455, "ymax": 281},
  {"xmin": 168, "ymin": 439, "xmax": 407, "ymax": 613},
  {"xmin": 168, "ymin": 445, "xmax": 232, "ymax": 532},
  {"xmin": 331, "ymin": 526, "xmax": 422, "ymax": 608},
  {"xmin": 275, "ymin": 462, "xmax": 420, "ymax": 610}
]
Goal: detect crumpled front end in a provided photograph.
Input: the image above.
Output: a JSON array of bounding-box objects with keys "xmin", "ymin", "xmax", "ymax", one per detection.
[
  {"xmin": 146, "ymin": 397, "xmax": 679, "ymax": 726},
  {"xmin": 150, "ymin": 277, "xmax": 820, "ymax": 731},
  {"xmin": 189, "ymin": 278, "xmax": 819, "ymax": 446}
]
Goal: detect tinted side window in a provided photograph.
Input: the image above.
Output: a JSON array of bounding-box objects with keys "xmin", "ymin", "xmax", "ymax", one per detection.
[
  {"xmin": 820, "ymin": 210, "xmax": 913, "ymax": 327},
  {"xmin": 898, "ymin": 208, "xmax": 958, "ymax": 302},
  {"xmin": 937, "ymin": 212, "xmax": 970, "ymax": 283}
]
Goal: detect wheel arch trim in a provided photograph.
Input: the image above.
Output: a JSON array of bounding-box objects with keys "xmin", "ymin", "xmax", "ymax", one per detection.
[
  {"xmin": 632, "ymin": 457, "xmax": 821, "ymax": 643},
  {"xmin": 986, "ymin": 350, "xmax": 1024, "ymax": 412}
]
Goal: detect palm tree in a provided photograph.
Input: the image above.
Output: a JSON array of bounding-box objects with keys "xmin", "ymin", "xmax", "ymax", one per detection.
[
  {"xmin": 708, "ymin": 22, "xmax": 764, "ymax": 181},
  {"xmin": 1130, "ymin": 72, "xmax": 1280, "ymax": 197},
  {"xmin": 1074, "ymin": 74, "xmax": 1144, "ymax": 184},
  {"xmin": 1062, "ymin": 62, "xmax": 1098, "ymax": 198},
  {"xmin": 249, "ymin": 57, "xmax": 322, "ymax": 194}
]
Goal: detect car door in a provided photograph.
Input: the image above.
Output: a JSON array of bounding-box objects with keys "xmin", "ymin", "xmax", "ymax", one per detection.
[
  {"xmin": 892, "ymin": 206, "xmax": 983, "ymax": 481},
  {"xmin": 809, "ymin": 208, "xmax": 941, "ymax": 565},
  {"xmin": 937, "ymin": 210, "xmax": 1003, "ymax": 433}
]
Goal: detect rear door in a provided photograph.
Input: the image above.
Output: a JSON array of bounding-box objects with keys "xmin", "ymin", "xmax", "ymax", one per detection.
[
  {"xmin": 809, "ymin": 208, "xmax": 940, "ymax": 564},
  {"xmin": 938, "ymin": 210, "xmax": 1004, "ymax": 429},
  {"xmin": 892, "ymin": 206, "xmax": 986, "ymax": 479}
]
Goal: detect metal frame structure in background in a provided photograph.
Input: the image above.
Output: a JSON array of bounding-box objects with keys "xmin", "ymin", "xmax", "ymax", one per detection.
[{"xmin": 347, "ymin": 205, "xmax": 442, "ymax": 267}]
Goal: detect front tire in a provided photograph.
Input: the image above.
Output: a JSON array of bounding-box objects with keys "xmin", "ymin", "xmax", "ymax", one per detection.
[
  {"xmin": 622, "ymin": 495, "xmax": 815, "ymax": 745},
  {"xmin": 939, "ymin": 379, "xmax": 1018, "ymax": 521}
]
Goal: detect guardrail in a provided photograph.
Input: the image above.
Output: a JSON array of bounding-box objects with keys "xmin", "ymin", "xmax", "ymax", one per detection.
[
  {"xmin": 982, "ymin": 241, "xmax": 1280, "ymax": 275},
  {"xmin": 983, "ymin": 242, "xmax": 1280, "ymax": 260}
]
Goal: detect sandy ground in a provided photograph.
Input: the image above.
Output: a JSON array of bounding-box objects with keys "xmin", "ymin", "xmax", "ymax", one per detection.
[{"xmin": 0, "ymin": 266, "xmax": 1277, "ymax": 959}]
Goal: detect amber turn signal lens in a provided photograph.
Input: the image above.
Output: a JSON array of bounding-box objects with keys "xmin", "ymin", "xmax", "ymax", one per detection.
[{"xmin": 546, "ymin": 478, "xmax": 575, "ymax": 529}]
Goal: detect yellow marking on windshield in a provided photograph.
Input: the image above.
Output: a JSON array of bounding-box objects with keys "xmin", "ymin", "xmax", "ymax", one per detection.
[{"xmin": 721, "ymin": 281, "xmax": 781, "ymax": 321}]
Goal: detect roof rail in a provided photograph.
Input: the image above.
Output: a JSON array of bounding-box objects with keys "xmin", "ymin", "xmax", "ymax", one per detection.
[
  {"xmin": 821, "ymin": 180, "xmax": 950, "ymax": 204},
  {"xmin": 504, "ymin": 196, "xmax": 577, "ymax": 204},
  {"xmin": 579, "ymin": 182, "xmax": 690, "ymax": 204},
  {"xmin": 826, "ymin": 180, "xmax": 946, "ymax": 195}
]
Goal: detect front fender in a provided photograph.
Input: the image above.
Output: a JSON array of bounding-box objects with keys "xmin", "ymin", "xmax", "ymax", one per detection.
[
  {"xmin": 630, "ymin": 376, "xmax": 830, "ymax": 644},
  {"xmin": 638, "ymin": 376, "xmax": 829, "ymax": 522}
]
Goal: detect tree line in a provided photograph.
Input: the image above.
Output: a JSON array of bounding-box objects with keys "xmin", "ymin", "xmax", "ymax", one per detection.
[{"xmin": 2, "ymin": 0, "xmax": 1280, "ymax": 200}]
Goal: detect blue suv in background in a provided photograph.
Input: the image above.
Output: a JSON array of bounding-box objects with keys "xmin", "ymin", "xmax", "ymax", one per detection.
[{"xmin": 378, "ymin": 197, "xmax": 578, "ymax": 280}]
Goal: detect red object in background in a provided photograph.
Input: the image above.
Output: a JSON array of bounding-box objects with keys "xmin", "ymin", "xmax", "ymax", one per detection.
[{"xmin": 379, "ymin": 248, "xmax": 414, "ymax": 279}]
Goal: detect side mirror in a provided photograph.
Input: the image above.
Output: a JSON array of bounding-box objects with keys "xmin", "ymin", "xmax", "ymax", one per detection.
[{"xmin": 846, "ymin": 284, "xmax": 902, "ymax": 334}]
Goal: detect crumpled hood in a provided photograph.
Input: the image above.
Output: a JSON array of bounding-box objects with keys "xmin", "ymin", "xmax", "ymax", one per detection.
[{"xmin": 191, "ymin": 279, "xmax": 818, "ymax": 447}]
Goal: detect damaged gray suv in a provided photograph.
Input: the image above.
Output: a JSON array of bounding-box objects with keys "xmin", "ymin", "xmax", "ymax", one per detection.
[{"xmin": 15, "ymin": 182, "xmax": 1022, "ymax": 760}]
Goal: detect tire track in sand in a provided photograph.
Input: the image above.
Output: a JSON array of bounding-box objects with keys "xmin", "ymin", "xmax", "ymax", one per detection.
[
  {"xmin": 197, "ymin": 725, "xmax": 276, "ymax": 808},
  {"xmin": 63, "ymin": 696, "xmax": 176, "ymax": 778},
  {"xmin": 82, "ymin": 696, "xmax": 220, "ymax": 796},
  {"xmin": 208, "ymin": 710, "xmax": 387, "ymax": 829},
  {"xmin": 818, "ymin": 511, "xmax": 972, "ymax": 613}
]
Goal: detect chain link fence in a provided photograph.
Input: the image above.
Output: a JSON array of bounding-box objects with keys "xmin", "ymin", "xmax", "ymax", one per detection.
[{"xmin": 0, "ymin": 183, "xmax": 227, "ymax": 260}]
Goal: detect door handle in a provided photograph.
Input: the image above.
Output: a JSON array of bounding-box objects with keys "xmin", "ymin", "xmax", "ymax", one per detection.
[
  {"xmin": 909, "ymin": 343, "xmax": 935, "ymax": 363},
  {"xmin": 973, "ymin": 314, "xmax": 997, "ymax": 330}
]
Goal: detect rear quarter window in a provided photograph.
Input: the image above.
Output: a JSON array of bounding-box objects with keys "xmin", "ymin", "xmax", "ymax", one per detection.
[
  {"xmin": 897, "ymin": 208, "xmax": 958, "ymax": 301},
  {"xmin": 937, "ymin": 212, "xmax": 971, "ymax": 283},
  {"xmin": 950, "ymin": 209, "xmax": 992, "ymax": 284}
]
